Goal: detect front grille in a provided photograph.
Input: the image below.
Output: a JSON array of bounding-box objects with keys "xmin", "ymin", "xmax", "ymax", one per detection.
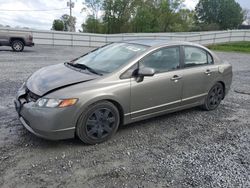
[{"xmin": 26, "ymin": 90, "xmax": 40, "ymax": 102}]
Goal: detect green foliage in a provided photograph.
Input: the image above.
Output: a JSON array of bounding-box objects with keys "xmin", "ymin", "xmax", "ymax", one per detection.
[
  {"xmin": 82, "ymin": 0, "xmax": 103, "ymax": 19},
  {"xmin": 208, "ymin": 42, "xmax": 250, "ymax": 53},
  {"xmin": 195, "ymin": 0, "xmax": 244, "ymax": 30},
  {"xmin": 131, "ymin": 1, "xmax": 158, "ymax": 32},
  {"xmin": 61, "ymin": 14, "xmax": 77, "ymax": 32},
  {"xmin": 82, "ymin": 0, "xmax": 243, "ymax": 33},
  {"xmin": 51, "ymin": 14, "xmax": 76, "ymax": 32},
  {"xmin": 81, "ymin": 16, "xmax": 104, "ymax": 33},
  {"xmin": 157, "ymin": 0, "xmax": 180, "ymax": 32},
  {"xmin": 103, "ymin": 0, "xmax": 136, "ymax": 33},
  {"xmin": 52, "ymin": 19, "xmax": 64, "ymax": 31},
  {"xmin": 176, "ymin": 9, "xmax": 196, "ymax": 32},
  {"xmin": 193, "ymin": 23, "xmax": 221, "ymax": 31}
]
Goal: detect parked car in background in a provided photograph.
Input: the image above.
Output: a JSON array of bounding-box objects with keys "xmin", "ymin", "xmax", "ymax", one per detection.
[
  {"xmin": 0, "ymin": 30, "xmax": 34, "ymax": 52},
  {"xmin": 14, "ymin": 40, "xmax": 232, "ymax": 144}
]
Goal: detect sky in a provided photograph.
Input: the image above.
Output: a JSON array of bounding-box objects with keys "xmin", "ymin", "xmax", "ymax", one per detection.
[{"xmin": 0, "ymin": 0, "xmax": 249, "ymax": 31}]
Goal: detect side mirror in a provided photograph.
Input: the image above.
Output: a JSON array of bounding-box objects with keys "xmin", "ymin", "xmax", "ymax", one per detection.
[
  {"xmin": 137, "ymin": 67, "xmax": 155, "ymax": 77},
  {"xmin": 135, "ymin": 67, "xmax": 155, "ymax": 82}
]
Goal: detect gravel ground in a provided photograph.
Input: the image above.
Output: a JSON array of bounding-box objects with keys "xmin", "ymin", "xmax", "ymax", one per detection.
[{"xmin": 0, "ymin": 45, "xmax": 249, "ymax": 188}]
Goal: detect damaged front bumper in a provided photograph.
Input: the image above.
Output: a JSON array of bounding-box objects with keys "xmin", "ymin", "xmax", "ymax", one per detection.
[{"xmin": 14, "ymin": 83, "xmax": 76, "ymax": 140}]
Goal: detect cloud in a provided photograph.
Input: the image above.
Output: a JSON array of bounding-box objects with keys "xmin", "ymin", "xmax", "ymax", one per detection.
[
  {"xmin": 237, "ymin": 0, "xmax": 250, "ymax": 9},
  {"xmin": 184, "ymin": 0, "xmax": 199, "ymax": 10},
  {"xmin": 0, "ymin": 0, "xmax": 87, "ymax": 30}
]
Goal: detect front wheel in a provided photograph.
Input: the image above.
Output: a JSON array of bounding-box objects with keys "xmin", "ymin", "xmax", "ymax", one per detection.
[
  {"xmin": 11, "ymin": 40, "xmax": 24, "ymax": 52},
  {"xmin": 76, "ymin": 101, "xmax": 120, "ymax": 144},
  {"xmin": 202, "ymin": 83, "xmax": 224, "ymax": 111}
]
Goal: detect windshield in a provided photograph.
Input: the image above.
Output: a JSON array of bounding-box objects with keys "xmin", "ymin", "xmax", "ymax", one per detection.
[{"xmin": 73, "ymin": 43, "xmax": 148, "ymax": 74}]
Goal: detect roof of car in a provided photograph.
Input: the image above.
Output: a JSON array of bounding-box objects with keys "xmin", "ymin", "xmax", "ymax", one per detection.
[
  {"xmin": 124, "ymin": 39, "xmax": 198, "ymax": 47},
  {"xmin": 122, "ymin": 39, "xmax": 221, "ymax": 64}
]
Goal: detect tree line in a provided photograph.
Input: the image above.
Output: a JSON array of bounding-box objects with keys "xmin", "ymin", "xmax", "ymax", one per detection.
[{"xmin": 52, "ymin": 0, "xmax": 245, "ymax": 33}]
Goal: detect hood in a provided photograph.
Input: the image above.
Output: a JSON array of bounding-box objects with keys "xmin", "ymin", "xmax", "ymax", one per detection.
[{"xmin": 26, "ymin": 63, "xmax": 99, "ymax": 96}]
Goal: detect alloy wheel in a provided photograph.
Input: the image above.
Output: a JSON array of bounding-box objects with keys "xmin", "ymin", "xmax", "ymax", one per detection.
[{"xmin": 208, "ymin": 84, "xmax": 224, "ymax": 109}]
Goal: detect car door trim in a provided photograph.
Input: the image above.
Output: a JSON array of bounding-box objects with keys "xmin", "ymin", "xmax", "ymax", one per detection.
[
  {"xmin": 129, "ymin": 101, "xmax": 201, "ymax": 121},
  {"xmin": 182, "ymin": 93, "xmax": 207, "ymax": 102},
  {"xmin": 126, "ymin": 99, "xmax": 181, "ymax": 116}
]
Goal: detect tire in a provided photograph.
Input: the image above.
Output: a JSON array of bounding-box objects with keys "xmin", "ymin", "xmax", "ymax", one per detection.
[
  {"xmin": 202, "ymin": 82, "xmax": 224, "ymax": 111},
  {"xmin": 11, "ymin": 40, "xmax": 24, "ymax": 52},
  {"xmin": 76, "ymin": 101, "xmax": 120, "ymax": 144}
]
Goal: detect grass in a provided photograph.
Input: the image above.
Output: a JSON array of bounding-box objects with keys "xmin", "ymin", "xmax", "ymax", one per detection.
[{"xmin": 208, "ymin": 41, "xmax": 250, "ymax": 53}]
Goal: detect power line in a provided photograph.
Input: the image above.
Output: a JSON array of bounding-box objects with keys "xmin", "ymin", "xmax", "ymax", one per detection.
[{"xmin": 0, "ymin": 8, "xmax": 68, "ymax": 12}]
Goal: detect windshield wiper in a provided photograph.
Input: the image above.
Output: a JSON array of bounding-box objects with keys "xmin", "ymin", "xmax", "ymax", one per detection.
[{"xmin": 66, "ymin": 62, "xmax": 103, "ymax": 76}]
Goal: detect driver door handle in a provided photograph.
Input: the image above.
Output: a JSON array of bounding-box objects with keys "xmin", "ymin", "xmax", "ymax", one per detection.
[{"xmin": 171, "ymin": 75, "xmax": 182, "ymax": 82}]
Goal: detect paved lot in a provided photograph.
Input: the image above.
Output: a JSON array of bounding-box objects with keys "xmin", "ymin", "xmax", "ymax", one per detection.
[{"xmin": 0, "ymin": 45, "xmax": 249, "ymax": 188}]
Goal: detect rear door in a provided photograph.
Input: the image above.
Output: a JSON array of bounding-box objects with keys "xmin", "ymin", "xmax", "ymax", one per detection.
[{"xmin": 180, "ymin": 46, "xmax": 219, "ymax": 105}]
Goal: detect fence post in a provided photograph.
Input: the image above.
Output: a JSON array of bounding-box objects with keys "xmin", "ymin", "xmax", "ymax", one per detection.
[
  {"xmin": 212, "ymin": 33, "xmax": 215, "ymax": 45},
  {"xmin": 89, "ymin": 35, "xmax": 91, "ymax": 47},
  {"xmin": 52, "ymin": 32, "xmax": 54, "ymax": 46},
  {"xmin": 229, "ymin": 30, "xmax": 232, "ymax": 42},
  {"xmin": 71, "ymin": 33, "xmax": 73, "ymax": 47}
]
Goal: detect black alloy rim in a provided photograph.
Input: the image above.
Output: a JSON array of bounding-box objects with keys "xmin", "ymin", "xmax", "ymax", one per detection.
[
  {"xmin": 86, "ymin": 108, "xmax": 115, "ymax": 140},
  {"xmin": 208, "ymin": 85, "xmax": 223, "ymax": 109}
]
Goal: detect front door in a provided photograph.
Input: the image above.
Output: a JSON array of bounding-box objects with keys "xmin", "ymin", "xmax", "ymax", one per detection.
[{"xmin": 130, "ymin": 46, "xmax": 183, "ymax": 119}]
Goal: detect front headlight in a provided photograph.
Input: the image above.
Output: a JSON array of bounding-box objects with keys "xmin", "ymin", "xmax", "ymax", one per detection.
[{"xmin": 35, "ymin": 98, "xmax": 78, "ymax": 108}]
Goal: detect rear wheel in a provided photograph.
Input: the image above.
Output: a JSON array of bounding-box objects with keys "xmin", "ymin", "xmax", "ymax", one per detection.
[
  {"xmin": 76, "ymin": 101, "xmax": 120, "ymax": 144},
  {"xmin": 11, "ymin": 40, "xmax": 24, "ymax": 52},
  {"xmin": 202, "ymin": 83, "xmax": 224, "ymax": 111}
]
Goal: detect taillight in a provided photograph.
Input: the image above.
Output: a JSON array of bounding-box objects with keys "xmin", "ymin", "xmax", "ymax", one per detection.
[{"xmin": 29, "ymin": 35, "xmax": 33, "ymax": 41}]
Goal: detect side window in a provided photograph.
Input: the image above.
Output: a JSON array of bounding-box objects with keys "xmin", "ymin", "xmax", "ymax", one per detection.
[
  {"xmin": 184, "ymin": 46, "xmax": 212, "ymax": 67},
  {"xmin": 140, "ymin": 47, "xmax": 180, "ymax": 73}
]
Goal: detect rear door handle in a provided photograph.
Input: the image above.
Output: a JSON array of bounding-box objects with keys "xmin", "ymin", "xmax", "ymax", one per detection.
[
  {"xmin": 204, "ymin": 69, "xmax": 212, "ymax": 75},
  {"xmin": 171, "ymin": 75, "xmax": 182, "ymax": 82}
]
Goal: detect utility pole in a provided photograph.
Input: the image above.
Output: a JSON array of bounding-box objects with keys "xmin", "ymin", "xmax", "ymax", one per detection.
[
  {"xmin": 66, "ymin": 0, "xmax": 75, "ymax": 32},
  {"xmin": 67, "ymin": 0, "xmax": 75, "ymax": 17}
]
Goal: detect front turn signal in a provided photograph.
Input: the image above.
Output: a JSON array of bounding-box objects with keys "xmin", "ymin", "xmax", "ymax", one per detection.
[{"xmin": 58, "ymin": 98, "xmax": 78, "ymax": 108}]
